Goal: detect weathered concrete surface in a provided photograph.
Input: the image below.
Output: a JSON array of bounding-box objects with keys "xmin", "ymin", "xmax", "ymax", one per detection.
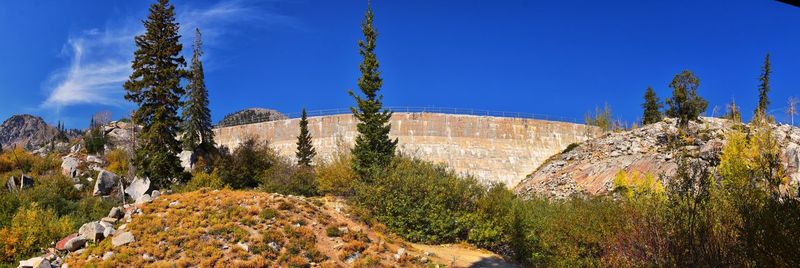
[{"xmin": 213, "ymin": 112, "xmax": 598, "ymax": 187}]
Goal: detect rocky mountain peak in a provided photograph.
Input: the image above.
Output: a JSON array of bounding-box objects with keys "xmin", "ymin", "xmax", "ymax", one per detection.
[
  {"xmin": 217, "ymin": 108, "xmax": 287, "ymax": 127},
  {"xmin": 0, "ymin": 114, "xmax": 58, "ymax": 150}
]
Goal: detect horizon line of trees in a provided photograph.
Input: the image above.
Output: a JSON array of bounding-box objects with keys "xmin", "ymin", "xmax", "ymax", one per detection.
[{"xmin": 588, "ymin": 53, "xmax": 798, "ymax": 132}]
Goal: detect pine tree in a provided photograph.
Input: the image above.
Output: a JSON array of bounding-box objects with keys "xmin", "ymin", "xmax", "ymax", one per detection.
[
  {"xmin": 182, "ymin": 28, "xmax": 215, "ymax": 153},
  {"xmin": 665, "ymin": 70, "xmax": 708, "ymax": 129},
  {"xmin": 296, "ymin": 109, "xmax": 316, "ymax": 167},
  {"xmin": 123, "ymin": 0, "xmax": 187, "ymax": 188},
  {"xmin": 641, "ymin": 86, "xmax": 663, "ymax": 125},
  {"xmin": 349, "ymin": 4, "xmax": 397, "ymax": 182},
  {"xmin": 755, "ymin": 53, "xmax": 771, "ymax": 116}
]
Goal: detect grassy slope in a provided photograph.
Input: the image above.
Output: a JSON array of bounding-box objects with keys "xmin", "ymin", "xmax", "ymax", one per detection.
[{"xmin": 63, "ymin": 189, "xmax": 503, "ymax": 267}]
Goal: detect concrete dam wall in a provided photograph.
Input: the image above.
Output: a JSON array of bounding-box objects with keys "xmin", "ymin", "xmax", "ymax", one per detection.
[{"xmin": 213, "ymin": 112, "xmax": 599, "ymax": 187}]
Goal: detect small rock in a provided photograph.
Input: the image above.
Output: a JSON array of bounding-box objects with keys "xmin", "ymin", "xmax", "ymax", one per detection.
[
  {"xmin": 73, "ymin": 184, "xmax": 84, "ymax": 191},
  {"xmin": 87, "ymin": 155, "xmax": 105, "ymax": 165},
  {"xmin": 168, "ymin": 201, "xmax": 180, "ymax": 207},
  {"xmin": 150, "ymin": 190, "xmax": 160, "ymax": 199},
  {"xmin": 17, "ymin": 256, "xmax": 50, "ymax": 268},
  {"xmin": 268, "ymin": 242, "xmax": 280, "ymax": 251},
  {"xmin": 344, "ymin": 252, "xmax": 361, "ymax": 264},
  {"xmin": 78, "ymin": 221, "xmax": 105, "ymax": 242},
  {"xmin": 142, "ymin": 253, "xmax": 154, "ymax": 262},
  {"xmin": 64, "ymin": 235, "xmax": 87, "ymax": 252},
  {"xmin": 125, "ymin": 177, "xmax": 150, "ymax": 201},
  {"xmin": 108, "ymin": 207, "xmax": 124, "ymax": 219},
  {"xmin": 135, "ymin": 194, "xmax": 152, "ymax": 205},
  {"xmin": 56, "ymin": 233, "xmax": 85, "ymax": 251},
  {"xmin": 394, "ymin": 247, "xmax": 406, "ymax": 261},
  {"xmin": 103, "ymin": 226, "xmax": 116, "ymax": 238},
  {"xmin": 112, "ymin": 232, "xmax": 135, "ymax": 247},
  {"xmin": 102, "ymin": 251, "xmax": 114, "ymax": 261},
  {"xmin": 118, "ymin": 224, "xmax": 127, "ymax": 230},
  {"xmin": 101, "ymin": 217, "xmax": 118, "ymax": 224},
  {"xmin": 236, "ymin": 242, "xmax": 249, "ymax": 252}
]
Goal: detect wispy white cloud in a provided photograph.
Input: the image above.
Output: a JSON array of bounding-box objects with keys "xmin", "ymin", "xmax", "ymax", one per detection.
[{"xmin": 41, "ymin": 0, "xmax": 296, "ymax": 109}]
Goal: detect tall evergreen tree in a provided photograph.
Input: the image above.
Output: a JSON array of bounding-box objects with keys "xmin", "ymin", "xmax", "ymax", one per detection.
[
  {"xmin": 755, "ymin": 53, "xmax": 771, "ymax": 116},
  {"xmin": 182, "ymin": 28, "xmax": 214, "ymax": 152},
  {"xmin": 296, "ymin": 109, "xmax": 316, "ymax": 167},
  {"xmin": 349, "ymin": 4, "xmax": 397, "ymax": 181},
  {"xmin": 123, "ymin": 0, "xmax": 187, "ymax": 188},
  {"xmin": 641, "ymin": 86, "xmax": 663, "ymax": 125},
  {"xmin": 666, "ymin": 70, "xmax": 708, "ymax": 129}
]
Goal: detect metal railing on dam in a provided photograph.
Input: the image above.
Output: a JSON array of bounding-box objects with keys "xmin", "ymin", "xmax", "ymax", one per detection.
[{"xmin": 215, "ymin": 106, "xmax": 583, "ymax": 128}]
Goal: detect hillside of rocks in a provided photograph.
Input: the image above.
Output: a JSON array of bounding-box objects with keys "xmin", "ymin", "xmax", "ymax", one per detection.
[
  {"xmin": 49, "ymin": 189, "xmax": 508, "ymax": 268},
  {"xmin": 514, "ymin": 117, "xmax": 800, "ymax": 199}
]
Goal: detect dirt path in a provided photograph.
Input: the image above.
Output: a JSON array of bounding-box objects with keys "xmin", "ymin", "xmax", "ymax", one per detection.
[{"xmin": 411, "ymin": 243, "xmax": 519, "ymax": 268}]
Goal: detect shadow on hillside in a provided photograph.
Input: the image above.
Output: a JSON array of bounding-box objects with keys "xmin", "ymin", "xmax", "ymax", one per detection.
[{"xmin": 469, "ymin": 256, "xmax": 519, "ymax": 268}]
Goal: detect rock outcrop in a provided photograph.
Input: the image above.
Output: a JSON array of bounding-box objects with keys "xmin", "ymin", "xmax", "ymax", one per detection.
[
  {"xmin": 0, "ymin": 114, "xmax": 58, "ymax": 150},
  {"xmin": 515, "ymin": 118, "xmax": 800, "ymax": 199},
  {"xmin": 102, "ymin": 121, "xmax": 140, "ymax": 152},
  {"xmin": 92, "ymin": 170, "xmax": 119, "ymax": 196},
  {"xmin": 216, "ymin": 108, "xmax": 287, "ymax": 127}
]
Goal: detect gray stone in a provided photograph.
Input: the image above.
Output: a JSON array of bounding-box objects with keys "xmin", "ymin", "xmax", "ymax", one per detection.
[
  {"xmin": 179, "ymin": 150, "xmax": 195, "ymax": 172},
  {"xmin": 102, "ymin": 251, "xmax": 114, "ymax": 261},
  {"xmin": 78, "ymin": 221, "xmax": 105, "ymax": 242},
  {"xmin": 150, "ymin": 190, "xmax": 160, "ymax": 199},
  {"xmin": 70, "ymin": 144, "xmax": 81, "ymax": 154},
  {"xmin": 135, "ymin": 194, "xmax": 152, "ymax": 205},
  {"xmin": 236, "ymin": 242, "xmax": 249, "ymax": 252},
  {"xmin": 101, "ymin": 217, "xmax": 118, "ymax": 224},
  {"xmin": 17, "ymin": 256, "xmax": 50, "ymax": 268},
  {"xmin": 87, "ymin": 155, "xmax": 105, "ymax": 165},
  {"xmin": 61, "ymin": 155, "xmax": 81, "ymax": 178},
  {"xmin": 142, "ymin": 253, "xmax": 154, "ymax": 262},
  {"xmin": 394, "ymin": 247, "xmax": 406, "ymax": 261},
  {"xmin": 5, "ymin": 176, "xmax": 16, "ymax": 192},
  {"xmin": 108, "ymin": 207, "xmax": 124, "ymax": 220},
  {"xmin": 93, "ymin": 170, "xmax": 118, "ymax": 196},
  {"xmin": 112, "ymin": 231, "xmax": 135, "ymax": 247},
  {"xmin": 73, "ymin": 184, "xmax": 84, "ymax": 191},
  {"xmin": 64, "ymin": 236, "xmax": 87, "ymax": 252},
  {"xmin": 125, "ymin": 177, "xmax": 150, "ymax": 201},
  {"xmin": 6, "ymin": 175, "xmax": 34, "ymax": 192},
  {"xmin": 103, "ymin": 226, "xmax": 116, "ymax": 238}
]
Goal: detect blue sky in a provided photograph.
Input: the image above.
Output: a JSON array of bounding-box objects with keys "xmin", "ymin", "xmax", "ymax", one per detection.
[{"xmin": 1, "ymin": 0, "xmax": 799, "ymax": 128}]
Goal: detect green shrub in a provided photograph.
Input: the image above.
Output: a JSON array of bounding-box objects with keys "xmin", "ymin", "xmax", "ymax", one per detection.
[
  {"xmin": 260, "ymin": 160, "xmax": 318, "ymax": 197},
  {"xmin": 0, "ymin": 193, "xmax": 20, "ymax": 227},
  {"xmin": 68, "ymin": 197, "xmax": 118, "ymax": 229},
  {"xmin": 316, "ymin": 151, "xmax": 357, "ymax": 196},
  {"xmin": 260, "ymin": 208, "xmax": 278, "ymax": 220},
  {"xmin": 180, "ymin": 171, "xmax": 225, "ymax": 192},
  {"xmin": 215, "ymin": 138, "xmax": 277, "ymax": 189},
  {"xmin": 356, "ymin": 156, "xmax": 483, "ymax": 243},
  {"xmin": 20, "ymin": 174, "xmax": 80, "ymax": 217},
  {"xmin": 325, "ymin": 226, "xmax": 342, "ymax": 237},
  {"xmin": 0, "ymin": 204, "xmax": 73, "ymax": 263},
  {"xmin": 561, "ymin": 143, "xmax": 580, "ymax": 154}
]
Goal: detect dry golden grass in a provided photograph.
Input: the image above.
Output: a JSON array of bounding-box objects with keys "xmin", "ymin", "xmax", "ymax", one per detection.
[{"xmin": 64, "ymin": 189, "xmax": 437, "ymax": 267}]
